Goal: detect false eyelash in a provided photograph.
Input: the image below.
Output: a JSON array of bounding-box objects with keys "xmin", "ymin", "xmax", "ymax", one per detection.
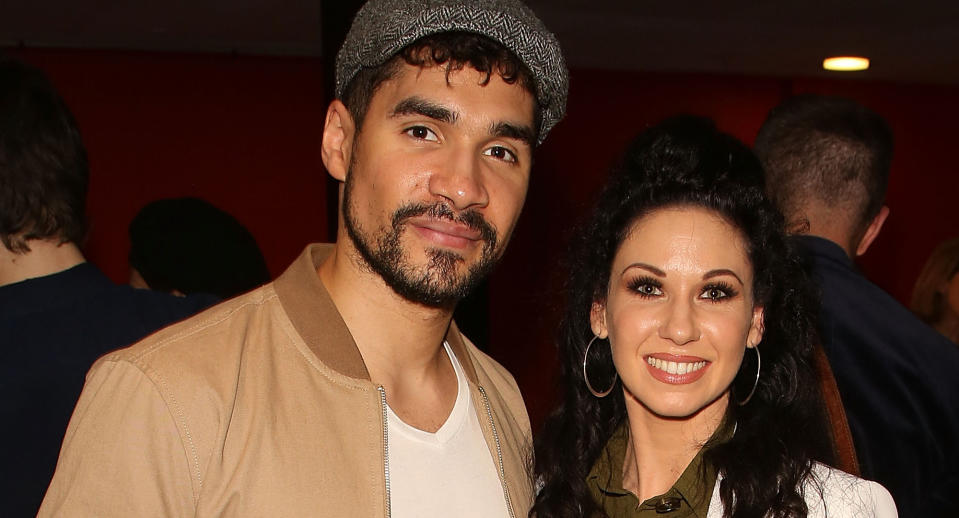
[
  {"xmin": 626, "ymin": 275, "xmax": 662, "ymax": 296},
  {"xmin": 702, "ymin": 281, "xmax": 738, "ymax": 300}
]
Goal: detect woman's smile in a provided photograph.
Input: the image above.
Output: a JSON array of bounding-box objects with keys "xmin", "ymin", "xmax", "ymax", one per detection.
[{"xmin": 644, "ymin": 354, "xmax": 710, "ymax": 383}]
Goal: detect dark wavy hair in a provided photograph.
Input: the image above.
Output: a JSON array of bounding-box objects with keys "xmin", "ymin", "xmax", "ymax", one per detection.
[
  {"xmin": 0, "ymin": 57, "xmax": 88, "ymax": 253},
  {"xmin": 532, "ymin": 116, "xmax": 833, "ymax": 518}
]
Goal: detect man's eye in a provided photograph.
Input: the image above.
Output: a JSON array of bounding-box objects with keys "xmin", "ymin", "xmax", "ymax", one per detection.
[
  {"xmin": 405, "ymin": 126, "xmax": 438, "ymax": 142},
  {"xmin": 483, "ymin": 146, "xmax": 517, "ymax": 163}
]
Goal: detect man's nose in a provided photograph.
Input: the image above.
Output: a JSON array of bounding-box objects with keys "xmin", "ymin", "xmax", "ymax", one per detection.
[
  {"xmin": 658, "ymin": 299, "xmax": 701, "ymax": 345},
  {"xmin": 428, "ymin": 150, "xmax": 489, "ymax": 211}
]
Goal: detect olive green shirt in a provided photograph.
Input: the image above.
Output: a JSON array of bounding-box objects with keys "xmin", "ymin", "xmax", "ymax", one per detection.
[{"xmin": 586, "ymin": 422, "xmax": 733, "ymax": 518}]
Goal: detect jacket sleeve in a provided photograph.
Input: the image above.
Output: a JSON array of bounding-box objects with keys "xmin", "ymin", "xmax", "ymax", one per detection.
[
  {"xmin": 38, "ymin": 358, "xmax": 196, "ymax": 517},
  {"xmin": 807, "ymin": 463, "xmax": 899, "ymax": 518},
  {"xmin": 864, "ymin": 480, "xmax": 899, "ymax": 518}
]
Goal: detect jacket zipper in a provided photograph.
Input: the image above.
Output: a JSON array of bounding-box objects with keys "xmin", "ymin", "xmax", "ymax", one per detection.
[
  {"xmin": 477, "ymin": 386, "xmax": 516, "ymax": 518},
  {"xmin": 377, "ymin": 385, "xmax": 391, "ymax": 518}
]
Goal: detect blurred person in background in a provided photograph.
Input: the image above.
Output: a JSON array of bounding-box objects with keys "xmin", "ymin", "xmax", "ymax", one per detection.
[
  {"xmin": 911, "ymin": 237, "xmax": 959, "ymax": 344},
  {"xmin": 0, "ymin": 56, "xmax": 214, "ymax": 516},
  {"xmin": 755, "ymin": 94, "xmax": 959, "ymax": 516},
  {"xmin": 128, "ymin": 197, "xmax": 270, "ymax": 299}
]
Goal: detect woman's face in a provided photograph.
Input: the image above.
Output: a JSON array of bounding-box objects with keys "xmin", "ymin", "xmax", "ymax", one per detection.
[{"xmin": 591, "ymin": 206, "xmax": 764, "ymax": 419}]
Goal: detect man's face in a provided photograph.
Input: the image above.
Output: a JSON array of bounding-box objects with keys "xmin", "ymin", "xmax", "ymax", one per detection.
[{"xmin": 342, "ymin": 62, "xmax": 536, "ymax": 307}]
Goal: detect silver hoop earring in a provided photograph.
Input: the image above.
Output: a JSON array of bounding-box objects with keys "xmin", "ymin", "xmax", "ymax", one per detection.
[
  {"xmin": 583, "ymin": 335, "xmax": 618, "ymax": 398},
  {"xmin": 737, "ymin": 346, "xmax": 761, "ymax": 406}
]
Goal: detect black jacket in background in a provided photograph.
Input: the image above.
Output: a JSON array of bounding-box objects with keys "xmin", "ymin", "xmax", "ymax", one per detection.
[
  {"xmin": 797, "ymin": 235, "xmax": 959, "ymax": 518},
  {"xmin": 0, "ymin": 262, "xmax": 217, "ymax": 517}
]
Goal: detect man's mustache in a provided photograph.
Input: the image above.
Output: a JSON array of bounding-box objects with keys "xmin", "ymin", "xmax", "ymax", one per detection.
[{"xmin": 391, "ymin": 203, "xmax": 497, "ymax": 248}]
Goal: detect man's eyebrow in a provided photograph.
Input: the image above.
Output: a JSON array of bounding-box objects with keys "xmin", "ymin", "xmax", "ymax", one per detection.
[
  {"xmin": 390, "ymin": 97, "xmax": 457, "ymax": 124},
  {"xmin": 490, "ymin": 121, "xmax": 536, "ymax": 147}
]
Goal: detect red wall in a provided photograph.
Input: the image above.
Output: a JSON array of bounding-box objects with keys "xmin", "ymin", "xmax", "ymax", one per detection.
[
  {"xmin": 9, "ymin": 49, "xmax": 330, "ymax": 281},
  {"xmin": 11, "ymin": 50, "xmax": 958, "ymax": 428}
]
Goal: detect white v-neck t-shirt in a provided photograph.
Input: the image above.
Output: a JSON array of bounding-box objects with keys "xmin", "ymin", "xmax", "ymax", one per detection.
[{"xmin": 386, "ymin": 342, "xmax": 510, "ymax": 518}]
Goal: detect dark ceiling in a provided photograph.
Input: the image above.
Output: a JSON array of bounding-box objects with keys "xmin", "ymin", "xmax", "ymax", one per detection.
[{"xmin": 2, "ymin": 1, "xmax": 958, "ymax": 84}]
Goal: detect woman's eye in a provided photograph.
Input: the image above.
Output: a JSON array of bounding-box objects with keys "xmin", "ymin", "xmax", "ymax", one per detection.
[
  {"xmin": 483, "ymin": 146, "xmax": 517, "ymax": 163},
  {"xmin": 700, "ymin": 287, "xmax": 731, "ymax": 301},
  {"xmin": 405, "ymin": 126, "xmax": 438, "ymax": 142},
  {"xmin": 633, "ymin": 283, "xmax": 663, "ymax": 297}
]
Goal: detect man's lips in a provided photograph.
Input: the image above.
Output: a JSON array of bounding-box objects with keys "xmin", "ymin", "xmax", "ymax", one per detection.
[{"xmin": 408, "ymin": 217, "xmax": 483, "ymax": 248}]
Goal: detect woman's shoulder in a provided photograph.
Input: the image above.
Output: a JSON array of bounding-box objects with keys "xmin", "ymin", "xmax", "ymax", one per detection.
[
  {"xmin": 803, "ymin": 462, "xmax": 898, "ymax": 518},
  {"xmin": 705, "ymin": 462, "xmax": 899, "ymax": 518}
]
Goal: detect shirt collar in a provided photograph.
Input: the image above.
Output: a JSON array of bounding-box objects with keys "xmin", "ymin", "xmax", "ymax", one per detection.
[
  {"xmin": 0, "ymin": 262, "xmax": 108, "ymax": 318},
  {"xmin": 587, "ymin": 418, "xmax": 735, "ymax": 517},
  {"xmin": 792, "ymin": 235, "xmax": 853, "ymax": 266}
]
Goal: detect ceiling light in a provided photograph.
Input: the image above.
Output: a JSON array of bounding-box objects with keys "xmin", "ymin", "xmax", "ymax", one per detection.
[{"xmin": 823, "ymin": 56, "xmax": 870, "ymax": 72}]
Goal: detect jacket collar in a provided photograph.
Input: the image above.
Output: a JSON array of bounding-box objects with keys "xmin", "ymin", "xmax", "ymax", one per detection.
[
  {"xmin": 0, "ymin": 262, "xmax": 107, "ymax": 318},
  {"xmin": 793, "ymin": 235, "xmax": 853, "ymax": 267},
  {"xmin": 273, "ymin": 244, "xmax": 480, "ymax": 384}
]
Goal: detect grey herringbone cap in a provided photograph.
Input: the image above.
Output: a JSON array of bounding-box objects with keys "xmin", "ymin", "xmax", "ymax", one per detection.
[{"xmin": 335, "ymin": 0, "xmax": 568, "ymax": 144}]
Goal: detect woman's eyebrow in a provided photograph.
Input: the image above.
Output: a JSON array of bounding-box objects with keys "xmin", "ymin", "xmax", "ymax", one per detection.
[
  {"xmin": 703, "ymin": 268, "xmax": 744, "ymax": 286},
  {"xmin": 621, "ymin": 262, "xmax": 666, "ymax": 277}
]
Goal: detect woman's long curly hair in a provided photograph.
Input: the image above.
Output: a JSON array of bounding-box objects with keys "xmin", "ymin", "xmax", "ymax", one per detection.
[{"xmin": 531, "ymin": 116, "xmax": 833, "ymax": 518}]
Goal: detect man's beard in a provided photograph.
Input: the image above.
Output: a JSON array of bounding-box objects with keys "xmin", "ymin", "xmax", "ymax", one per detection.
[{"xmin": 342, "ymin": 174, "xmax": 500, "ymax": 308}]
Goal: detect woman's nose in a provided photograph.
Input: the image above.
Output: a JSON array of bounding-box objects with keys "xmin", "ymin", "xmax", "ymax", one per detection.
[{"xmin": 658, "ymin": 299, "xmax": 701, "ymax": 345}]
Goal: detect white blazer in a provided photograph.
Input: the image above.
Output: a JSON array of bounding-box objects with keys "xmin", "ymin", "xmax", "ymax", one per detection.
[{"xmin": 706, "ymin": 463, "xmax": 898, "ymax": 518}]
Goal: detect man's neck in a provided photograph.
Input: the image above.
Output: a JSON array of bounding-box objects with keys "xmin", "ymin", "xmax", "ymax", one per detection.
[
  {"xmin": 317, "ymin": 239, "xmax": 458, "ymax": 432},
  {"xmin": 791, "ymin": 207, "xmax": 856, "ymax": 257},
  {"xmin": 0, "ymin": 239, "xmax": 86, "ymax": 287}
]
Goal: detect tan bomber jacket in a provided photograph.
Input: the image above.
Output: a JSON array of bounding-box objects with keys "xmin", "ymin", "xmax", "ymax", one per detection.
[{"xmin": 40, "ymin": 244, "xmax": 534, "ymax": 517}]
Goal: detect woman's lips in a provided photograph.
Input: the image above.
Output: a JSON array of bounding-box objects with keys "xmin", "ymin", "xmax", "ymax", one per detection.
[{"xmin": 643, "ymin": 353, "xmax": 710, "ymax": 384}]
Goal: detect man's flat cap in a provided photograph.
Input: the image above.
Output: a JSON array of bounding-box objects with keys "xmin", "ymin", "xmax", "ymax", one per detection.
[{"xmin": 335, "ymin": 0, "xmax": 568, "ymax": 144}]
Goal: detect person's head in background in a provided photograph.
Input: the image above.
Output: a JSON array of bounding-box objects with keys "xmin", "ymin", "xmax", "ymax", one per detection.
[
  {"xmin": 753, "ymin": 94, "xmax": 893, "ymax": 258},
  {"xmin": 0, "ymin": 56, "xmax": 88, "ymax": 285},
  {"xmin": 912, "ymin": 237, "xmax": 959, "ymax": 344},
  {"xmin": 128, "ymin": 197, "xmax": 270, "ymax": 299}
]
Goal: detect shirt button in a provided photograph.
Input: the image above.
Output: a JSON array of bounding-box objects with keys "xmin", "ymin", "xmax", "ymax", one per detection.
[{"xmin": 655, "ymin": 496, "xmax": 682, "ymax": 513}]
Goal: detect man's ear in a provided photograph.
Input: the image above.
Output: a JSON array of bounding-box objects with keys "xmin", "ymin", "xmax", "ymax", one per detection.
[
  {"xmin": 855, "ymin": 205, "xmax": 889, "ymax": 257},
  {"xmin": 747, "ymin": 306, "xmax": 765, "ymax": 349},
  {"xmin": 590, "ymin": 301, "xmax": 608, "ymax": 339},
  {"xmin": 321, "ymin": 100, "xmax": 355, "ymax": 182}
]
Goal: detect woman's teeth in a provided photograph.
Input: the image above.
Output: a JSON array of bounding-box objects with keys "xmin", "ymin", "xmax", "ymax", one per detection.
[{"xmin": 647, "ymin": 357, "xmax": 707, "ymax": 375}]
